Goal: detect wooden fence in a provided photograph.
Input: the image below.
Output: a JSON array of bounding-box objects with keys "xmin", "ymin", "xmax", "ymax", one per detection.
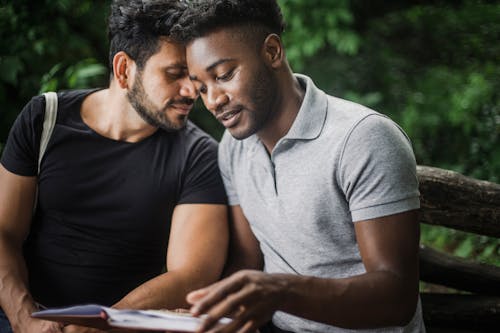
[{"xmin": 417, "ymin": 165, "xmax": 500, "ymax": 332}]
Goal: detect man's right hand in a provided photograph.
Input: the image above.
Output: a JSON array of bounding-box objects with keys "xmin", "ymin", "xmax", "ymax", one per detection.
[{"xmin": 18, "ymin": 318, "xmax": 64, "ymax": 333}]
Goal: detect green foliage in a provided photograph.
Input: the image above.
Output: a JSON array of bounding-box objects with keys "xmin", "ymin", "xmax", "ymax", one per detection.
[
  {"xmin": 421, "ymin": 224, "xmax": 500, "ymax": 266},
  {"xmin": 39, "ymin": 58, "xmax": 107, "ymax": 93},
  {"xmin": 0, "ymin": 0, "xmax": 110, "ymax": 145},
  {"xmin": 365, "ymin": 1, "xmax": 500, "ymax": 183},
  {"xmin": 302, "ymin": 1, "xmax": 500, "ymax": 183},
  {"xmin": 400, "ymin": 66, "xmax": 499, "ymax": 182},
  {"xmin": 278, "ymin": 0, "xmax": 360, "ymax": 70}
]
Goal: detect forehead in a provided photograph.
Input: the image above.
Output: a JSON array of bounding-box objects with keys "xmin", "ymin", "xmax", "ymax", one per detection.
[
  {"xmin": 186, "ymin": 28, "xmax": 257, "ymax": 70},
  {"xmin": 145, "ymin": 38, "xmax": 187, "ymax": 68}
]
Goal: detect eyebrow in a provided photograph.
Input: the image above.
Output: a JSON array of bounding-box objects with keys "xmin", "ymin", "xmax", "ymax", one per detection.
[
  {"xmin": 189, "ymin": 58, "xmax": 235, "ymax": 81},
  {"xmin": 164, "ymin": 63, "xmax": 188, "ymax": 70}
]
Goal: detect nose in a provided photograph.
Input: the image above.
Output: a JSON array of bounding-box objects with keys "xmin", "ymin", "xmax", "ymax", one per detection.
[
  {"xmin": 203, "ymin": 86, "xmax": 229, "ymax": 114},
  {"xmin": 179, "ymin": 76, "xmax": 198, "ymax": 100}
]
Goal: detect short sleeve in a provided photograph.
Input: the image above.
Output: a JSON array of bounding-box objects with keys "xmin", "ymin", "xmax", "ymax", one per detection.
[
  {"xmin": 177, "ymin": 135, "xmax": 227, "ymax": 205},
  {"xmin": 0, "ymin": 95, "xmax": 45, "ymax": 176},
  {"xmin": 218, "ymin": 131, "xmax": 239, "ymax": 206},
  {"xmin": 339, "ymin": 114, "xmax": 420, "ymax": 222}
]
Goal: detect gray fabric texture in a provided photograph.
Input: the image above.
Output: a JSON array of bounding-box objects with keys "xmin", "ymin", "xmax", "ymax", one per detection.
[{"xmin": 218, "ymin": 74, "xmax": 424, "ymax": 332}]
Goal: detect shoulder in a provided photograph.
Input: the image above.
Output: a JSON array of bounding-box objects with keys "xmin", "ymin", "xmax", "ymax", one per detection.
[
  {"xmin": 161, "ymin": 121, "xmax": 220, "ymax": 160},
  {"xmin": 344, "ymin": 112, "xmax": 411, "ymax": 152},
  {"xmin": 6, "ymin": 94, "xmax": 48, "ymax": 141},
  {"xmin": 325, "ymin": 95, "xmax": 380, "ymax": 131},
  {"xmin": 180, "ymin": 121, "xmax": 219, "ymax": 148},
  {"xmin": 20, "ymin": 94, "xmax": 46, "ymax": 122},
  {"xmin": 17, "ymin": 89, "xmax": 99, "ymax": 125},
  {"xmin": 55, "ymin": 88, "xmax": 101, "ymax": 118},
  {"xmin": 324, "ymin": 95, "xmax": 411, "ymax": 146}
]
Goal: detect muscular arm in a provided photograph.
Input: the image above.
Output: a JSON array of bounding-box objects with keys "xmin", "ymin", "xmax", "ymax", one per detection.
[
  {"xmin": 189, "ymin": 210, "xmax": 420, "ymax": 331},
  {"xmin": 280, "ymin": 210, "xmax": 420, "ymax": 328},
  {"xmin": 0, "ymin": 164, "xmax": 62, "ymax": 332},
  {"xmin": 222, "ymin": 205, "xmax": 263, "ymax": 277},
  {"xmin": 113, "ymin": 203, "xmax": 229, "ymax": 310}
]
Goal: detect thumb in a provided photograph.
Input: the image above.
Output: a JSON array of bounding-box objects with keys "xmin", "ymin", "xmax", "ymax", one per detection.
[{"xmin": 186, "ymin": 288, "xmax": 209, "ymax": 304}]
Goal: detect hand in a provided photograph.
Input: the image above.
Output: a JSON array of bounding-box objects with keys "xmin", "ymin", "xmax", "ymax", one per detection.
[
  {"xmin": 19, "ymin": 318, "xmax": 64, "ymax": 333},
  {"xmin": 63, "ymin": 325, "xmax": 106, "ymax": 333},
  {"xmin": 187, "ymin": 270, "xmax": 287, "ymax": 333}
]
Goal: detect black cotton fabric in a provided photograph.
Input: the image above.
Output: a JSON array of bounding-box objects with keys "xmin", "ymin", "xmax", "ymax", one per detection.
[{"xmin": 0, "ymin": 89, "xmax": 227, "ymax": 307}]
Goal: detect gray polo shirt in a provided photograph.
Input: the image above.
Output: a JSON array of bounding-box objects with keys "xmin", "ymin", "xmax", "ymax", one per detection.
[{"xmin": 218, "ymin": 74, "xmax": 424, "ymax": 332}]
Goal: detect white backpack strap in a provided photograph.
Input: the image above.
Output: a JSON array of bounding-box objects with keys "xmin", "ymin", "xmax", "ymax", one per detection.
[
  {"xmin": 33, "ymin": 92, "xmax": 58, "ymax": 214},
  {"xmin": 39, "ymin": 92, "xmax": 58, "ymax": 174}
]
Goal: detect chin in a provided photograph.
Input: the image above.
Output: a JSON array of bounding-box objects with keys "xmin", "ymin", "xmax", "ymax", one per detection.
[
  {"xmin": 158, "ymin": 119, "xmax": 187, "ymax": 132},
  {"xmin": 228, "ymin": 126, "xmax": 256, "ymax": 140}
]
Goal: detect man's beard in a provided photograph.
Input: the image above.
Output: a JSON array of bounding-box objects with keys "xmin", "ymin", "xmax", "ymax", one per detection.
[
  {"xmin": 127, "ymin": 72, "xmax": 193, "ymax": 132},
  {"xmin": 229, "ymin": 65, "xmax": 278, "ymax": 140}
]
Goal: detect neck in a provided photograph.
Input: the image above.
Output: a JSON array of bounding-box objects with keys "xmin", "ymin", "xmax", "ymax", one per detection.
[
  {"xmin": 81, "ymin": 83, "xmax": 158, "ymax": 143},
  {"xmin": 258, "ymin": 71, "xmax": 305, "ymax": 153}
]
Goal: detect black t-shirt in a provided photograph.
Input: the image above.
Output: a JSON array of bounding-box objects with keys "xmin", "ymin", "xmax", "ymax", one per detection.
[{"xmin": 0, "ymin": 89, "xmax": 227, "ymax": 307}]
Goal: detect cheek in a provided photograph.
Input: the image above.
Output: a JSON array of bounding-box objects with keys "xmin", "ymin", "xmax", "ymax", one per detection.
[
  {"xmin": 150, "ymin": 78, "xmax": 177, "ymax": 99},
  {"xmin": 223, "ymin": 74, "xmax": 248, "ymax": 102}
]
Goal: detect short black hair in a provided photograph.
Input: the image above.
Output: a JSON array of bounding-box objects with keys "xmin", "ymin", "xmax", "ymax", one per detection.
[
  {"xmin": 173, "ymin": 0, "xmax": 285, "ymax": 44},
  {"xmin": 107, "ymin": 0, "xmax": 186, "ymax": 74}
]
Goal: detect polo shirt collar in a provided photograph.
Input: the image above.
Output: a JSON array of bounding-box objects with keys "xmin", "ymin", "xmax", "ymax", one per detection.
[
  {"xmin": 246, "ymin": 74, "xmax": 328, "ymax": 154},
  {"xmin": 283, "ymin": 74, "xmax": 328, "ymax": 140}
]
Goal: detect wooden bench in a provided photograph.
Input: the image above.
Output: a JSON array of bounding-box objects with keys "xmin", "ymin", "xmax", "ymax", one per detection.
[{"xmin": 417, "ymin": 166, "xmax": 500, "ymax": 332}]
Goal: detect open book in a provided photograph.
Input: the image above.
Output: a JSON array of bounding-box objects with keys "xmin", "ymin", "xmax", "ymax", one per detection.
[{"xmin": 32, "ymin": 304, "xmax": 231, "ymax": 331}]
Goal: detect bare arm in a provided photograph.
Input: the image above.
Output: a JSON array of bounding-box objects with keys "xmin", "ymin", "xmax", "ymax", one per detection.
[
  {"xmin": 279, "ymin": 209, "xmax": 420, "ymax": 328},
  {"xmin": 222, "ymin": 205, "xmax": 263, "ymax": 277},
  {"xmin": 0, "ymin": 164, "xmax": 62, "ymax": 333},
  {"xmin": 113, "ymin": 203, "xmax": 229, "ymax": 310},
  {"xmin": 188, "ymin": 210, "xmax": 420, "ymax": 332}
]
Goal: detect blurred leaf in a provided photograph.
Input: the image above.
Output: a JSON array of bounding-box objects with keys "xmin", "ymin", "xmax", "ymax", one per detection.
[
  {"xmin": 65, "ymin": 59, "xmax": 107, "ymax": 89},
  {"xmin": 454, "ymin": 237, "xmax": 474, "ymax": 258},
  {"xmin": 279, "ymin": 0, "xmax": 360, "ymax": 70}
]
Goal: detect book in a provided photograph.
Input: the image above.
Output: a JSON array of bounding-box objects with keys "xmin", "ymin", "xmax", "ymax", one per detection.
[{"xmin": 32, "ymin": 304, "xmax": 232, "ymax": 332}]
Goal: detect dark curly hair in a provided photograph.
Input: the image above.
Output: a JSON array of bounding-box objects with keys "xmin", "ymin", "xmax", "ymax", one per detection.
[
  {"xmin": 107, "ymin": 0, "xmax": 187, "ymax": 74},
  {"xmin": 172, "ymin": 0, "xmax": 285, "ymax": 45}
]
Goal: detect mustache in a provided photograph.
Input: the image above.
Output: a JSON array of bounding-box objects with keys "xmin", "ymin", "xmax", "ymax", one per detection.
[{"xmin": 167, "ymin": 97, "xmax": 195, "ymax": 107}]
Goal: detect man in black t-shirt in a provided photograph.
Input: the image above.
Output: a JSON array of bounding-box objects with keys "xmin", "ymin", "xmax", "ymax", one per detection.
[{"xmin": 0, "ymin": 1, "xmax": 228, "ymax": 333}]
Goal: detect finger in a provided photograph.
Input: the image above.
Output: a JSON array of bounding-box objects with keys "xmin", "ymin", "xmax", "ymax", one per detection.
[
  {"xmin": 203, "ymin": 312, "xmax": 257, "ymax": 333},
  {"xmin": 237, "ymin": 311, "xmax": 269, "ymax": 333},
  {"xmin": 191, "ymin": 274, "xmax": 249, "ymax": 316},
  {"xmin": 238, "ymin": 320, "xmax": 259, "ymax": 333},
  {"xmin": 187, "ymin": 288, "xmax": 210, "ymax": 304},
  {"xmin": 230, "ymin": 302, "xmax": 273, "ymax": 333},
  {"xmin": 197, "ymin": 288, "xmax": 257, "ymax": 332},
  {"xmin": 188, "ymin": 278, "xmax": 232, "ymax": 308}
]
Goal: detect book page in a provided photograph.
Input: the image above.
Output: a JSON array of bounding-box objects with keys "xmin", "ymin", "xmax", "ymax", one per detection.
[{"xmin": 104, "ymin": 308, "xmax": 231, "ymax": 332}]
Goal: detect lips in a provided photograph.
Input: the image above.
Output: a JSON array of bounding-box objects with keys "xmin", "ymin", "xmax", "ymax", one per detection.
[
  {"xmin": 216, "ymin": 108, "xmax": 242, "ymax": 128},
  {"xmin": 171, "ymin": 104, "xmax": 193, "ymax": 115}
]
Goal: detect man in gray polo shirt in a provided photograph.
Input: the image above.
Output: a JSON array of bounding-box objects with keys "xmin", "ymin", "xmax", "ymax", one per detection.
[{"xmin": 174, "ymin": 0, "xmax": 425, "ymax": 332}]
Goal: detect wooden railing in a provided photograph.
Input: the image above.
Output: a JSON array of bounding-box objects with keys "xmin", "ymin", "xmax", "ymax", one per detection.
[{"xmin": 417, "ymin": 166, "xmax": 500, "ymax": 332}]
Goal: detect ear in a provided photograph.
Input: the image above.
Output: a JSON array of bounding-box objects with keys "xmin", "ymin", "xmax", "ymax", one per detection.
[
  {"xmin": 262, "ymin": 34, "xmax": 284, "ymax": 69},
  {"xmin": 112, "ymin": 51, "xmax": 135, "ymax": 89}
]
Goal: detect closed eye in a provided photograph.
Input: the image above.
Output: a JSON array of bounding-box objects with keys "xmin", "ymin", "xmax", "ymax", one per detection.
[
  {"xmin": 168, "ymin": 72, "xmax": 187, "ymax": 80},
  {"xmin": 216, "ymin": 69, "xmax": 235, "ymax": 82}
]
